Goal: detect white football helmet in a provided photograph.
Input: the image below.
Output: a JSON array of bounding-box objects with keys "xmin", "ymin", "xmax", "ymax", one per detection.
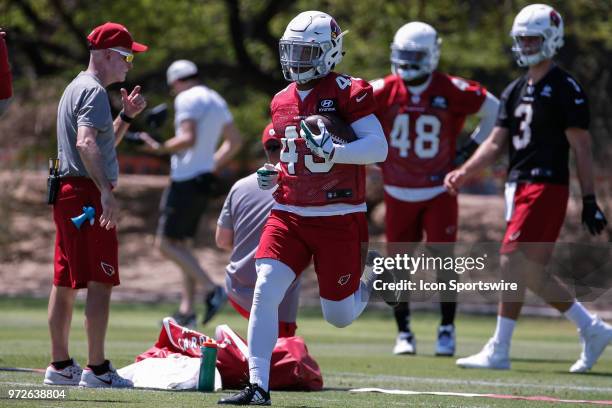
[
  {"xmin": 279, "ymin": 11, "xmax": 347, "ymax": 84},
  {"xmin": 390, "ymin": 22, "xmax": 441, "ymax": 81},
  {"xmin": 510, "ymin": 4, "xmax": 564, "ymax": 67}
]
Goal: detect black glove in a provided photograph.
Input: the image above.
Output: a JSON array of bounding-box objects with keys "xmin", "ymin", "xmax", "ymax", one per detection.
[
  {"xmin": 454, "ymin": 139, "xmax": 479, "ymax": 167},
  {"xmin": 582, "ymin": 194, "xmax": 607, "ymax": 235}
]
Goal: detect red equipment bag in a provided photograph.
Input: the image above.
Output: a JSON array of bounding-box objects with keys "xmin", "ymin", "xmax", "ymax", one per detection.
[{"xmin": 136, "ymin": 318, "xmax": 323, "ymax": 391}]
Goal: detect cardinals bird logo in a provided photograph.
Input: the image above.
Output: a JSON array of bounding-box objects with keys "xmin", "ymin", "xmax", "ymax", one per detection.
[
  {"xmin": 550, "ymin": 10, "xmax": 561, "ymax": 27},
  {"xmin": 338, "ymin": 274, "xmax": 351, "ymax": 286}
]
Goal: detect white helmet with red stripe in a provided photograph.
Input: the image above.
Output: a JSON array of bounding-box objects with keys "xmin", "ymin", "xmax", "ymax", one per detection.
[
  {"xmin": 279, "ymin": 11, "xmax": 347, "ymax": 84},
  {"xmin": 390, "ymin": 22, "xmax": 441, "ymax": 81},
  {"xmin": 511, "ymin": 4, "xmax": 564, "ymax": 67}
]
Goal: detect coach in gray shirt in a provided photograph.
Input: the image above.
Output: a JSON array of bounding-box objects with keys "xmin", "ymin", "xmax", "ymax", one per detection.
[
  {"xmin": 216, "ymin": 123, "xmax": 301, "ymax": 337},
  {"xmin": 46, "ymin": 22, "xmax": 147, "ymax": 389}
]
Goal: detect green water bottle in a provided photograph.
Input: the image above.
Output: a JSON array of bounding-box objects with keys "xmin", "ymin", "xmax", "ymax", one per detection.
[{"xmin": 197, "ymin": 338, "xmax": 218, "ymax": 392}]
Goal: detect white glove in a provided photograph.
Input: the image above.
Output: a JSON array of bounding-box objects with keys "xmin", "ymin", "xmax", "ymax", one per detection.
[
  {"xmin": 300, "ymin": 119, "xmax": 335, "ymax": 161},
  {"xmin": 256, "ymin": 163, "xmax": 279, "ymax": 190}
]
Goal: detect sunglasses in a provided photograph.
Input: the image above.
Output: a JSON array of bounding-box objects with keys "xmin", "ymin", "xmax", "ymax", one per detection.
[{"xmin": 108, "ymin": 47, "xmax": 134, "ymax": 63}]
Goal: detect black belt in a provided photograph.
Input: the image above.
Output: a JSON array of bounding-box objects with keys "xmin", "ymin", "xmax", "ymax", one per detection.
[{"xmin": 508, "ymin": 168, "xmax": 555, "ymax": 182}]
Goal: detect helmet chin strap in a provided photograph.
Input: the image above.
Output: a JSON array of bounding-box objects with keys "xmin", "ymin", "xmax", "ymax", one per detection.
[
  {"xmin": 515, "ymin": 47, "xmax": 546, "ymax": 67},
  {"xmin": 291, "ymin": 67, "xmax": 317, "ymax": 84},
  {"xmin": 395, "ymin": 66, "xmax": 428, "ymax": 82},
  {"xmin": 403, "ymin": 72, "xmax": 431, "ymax": 87}
]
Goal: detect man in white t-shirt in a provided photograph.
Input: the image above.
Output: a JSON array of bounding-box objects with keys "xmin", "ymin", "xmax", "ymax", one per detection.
[{"xmin": 141, "ymin": 60, "xmax": 243, "ymax": 328}]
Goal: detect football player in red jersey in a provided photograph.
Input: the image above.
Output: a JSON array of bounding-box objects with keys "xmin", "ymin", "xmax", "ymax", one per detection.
[
  {"xmin": 218, "ymin": 11, "xmax": 387, "ymax": 405},
  {"xmin": 446, "ymin": 4, "xmax": 610, "ymax": 373},
  {"xmin": 372, "ymin": 22, "xmax": 499, "ymax": 357}
]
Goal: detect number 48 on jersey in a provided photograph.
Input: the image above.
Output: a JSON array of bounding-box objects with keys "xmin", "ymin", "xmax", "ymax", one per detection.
[{"xmin": 390, "ymin": 113, "xmax": 441, "ymax": 159}]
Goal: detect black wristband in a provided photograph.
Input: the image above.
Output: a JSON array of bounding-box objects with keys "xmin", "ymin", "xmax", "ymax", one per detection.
[
  {"xmin": 119, "ymin": 111, "xmax": 133, "ymax": 123},
  {"xmin": 582, "ymin": 194, "xmax": 596, "ymax": 203}
]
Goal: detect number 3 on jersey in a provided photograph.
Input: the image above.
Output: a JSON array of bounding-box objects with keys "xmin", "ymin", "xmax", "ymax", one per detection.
[
  {"xmin": 280, "ymin": 126, "xmax": 333, "ymax": 174},
  {"xmin": 390, "ymin": 113, "xmax": 441, "ymax": 159},
  {"xmin": 512, "ymin": 103, "xmax": 533, "ymax": 150}
]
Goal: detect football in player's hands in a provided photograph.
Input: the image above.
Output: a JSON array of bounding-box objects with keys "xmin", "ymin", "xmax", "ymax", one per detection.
[{"xmin": 302, "ymin": 114, "xmax": 357, "ymax": 145}]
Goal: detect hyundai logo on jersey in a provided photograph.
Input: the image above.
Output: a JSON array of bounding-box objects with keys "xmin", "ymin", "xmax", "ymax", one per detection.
[
  {"xmin": 431, "ymin": 95, "xmax": 448, "ymax": 109},
  {"xmin": 318, "ymin": 98, "xmax": 337, "ymax": 112},
  {"xmin": 541, "ymin": 85, "xmax": 552, "ymax": 97}
]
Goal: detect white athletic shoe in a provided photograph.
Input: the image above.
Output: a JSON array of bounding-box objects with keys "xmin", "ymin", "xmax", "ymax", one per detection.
[
  {"xmin": 435, "ymin": 324, "xmax": 456, "ymax": 356},
  {"xmin": 456, "ymin": 338, "xmax": 510, "ymax": 369},
  {"xmin": 569, "ymin": 316, "xmax": 612, "ymax": 373},
  {"xmin": 79, "ymin": 362, "xmax": 133, "ymax": 388},
  {"xmin": 393, "ymin": 331, "xmax": 416, "ymax": 355},
  {"xmin": 44, "ymin": 361, "xmax": 82, "ymax": 386}
]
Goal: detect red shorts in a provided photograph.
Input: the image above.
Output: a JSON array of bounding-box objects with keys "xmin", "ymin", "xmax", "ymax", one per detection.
[
  {"xmin": 53, "ymin": 177, "xmax": 119, "ymax": 289},
  {"xmin": 384, "ymin": 191, "xmax": 458, "ymax": 243},
  {"xmin": 501, "ymin": 182, "xmax": 569, "ymax": 260},
  {"xmin": 255, "ymin": 210, "xmax": 368, "ymax": 301}
]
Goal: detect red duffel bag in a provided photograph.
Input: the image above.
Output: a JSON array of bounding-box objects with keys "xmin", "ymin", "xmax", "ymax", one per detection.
[{"xmin": 136, "ymin": 318, "xmax": 323, "ymax": 391}]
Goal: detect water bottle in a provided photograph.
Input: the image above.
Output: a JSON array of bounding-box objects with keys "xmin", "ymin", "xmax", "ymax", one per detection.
[{"xmin": 197, "ymin": 338, "xmax": 218, "ymax": 392}]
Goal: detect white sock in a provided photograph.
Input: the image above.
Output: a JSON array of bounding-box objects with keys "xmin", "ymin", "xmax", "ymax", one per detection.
[
  {"xmin": 248, "ymin": 259, "xmax": 295, "ymax": 391},
  {"xmin": 564, "ymin": 302, "xmax": 593, "ymax": 331},
  {"xmin": 492, "ymin": 315, "xmax": 516, "ymax": 345},
  {"xmin": 248, "ymin": 357, "xmax": 269, "ymax": 390}
]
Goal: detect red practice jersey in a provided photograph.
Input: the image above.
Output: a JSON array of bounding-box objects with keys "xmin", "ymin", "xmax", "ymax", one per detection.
[
  {"xmin": 374, "ymin": 72, "xmax": 486, "ymax": 188},
  {"xmin": 271, "ymin": 72, "xmax": 376, "ymax": 206}
]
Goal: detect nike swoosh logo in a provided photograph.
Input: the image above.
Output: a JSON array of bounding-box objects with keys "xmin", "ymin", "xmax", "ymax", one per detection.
[
  {"xmin": 95, "ymin": 376, "xmax": 113, "ymax": 385},
  {"xmin": 56, "ymin": 372, "xmax": 73, "ymax": 379},
  {"xmin": 356, "ymin": 93, "xmax": 367, "ymax": 102}
]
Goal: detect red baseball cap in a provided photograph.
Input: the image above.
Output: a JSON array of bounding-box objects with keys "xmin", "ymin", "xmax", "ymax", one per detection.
[
  {"xmin": 87, "ymin": 22, "xmax": 148, "ymax": 53},
  {"xmin": 261, "ymin": 123, "xmax": 280, "ymax": 148}
]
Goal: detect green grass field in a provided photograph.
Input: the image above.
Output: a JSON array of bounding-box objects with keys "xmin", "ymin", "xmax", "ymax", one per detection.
[{"xmin": 1, "ymin": 298, "xmax": 611, "ymax": 407}]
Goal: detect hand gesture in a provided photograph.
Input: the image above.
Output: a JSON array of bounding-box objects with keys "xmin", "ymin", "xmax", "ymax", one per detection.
[{"xmin": 121, "ymin": 85, "xmax": 147, "ymax": 118}]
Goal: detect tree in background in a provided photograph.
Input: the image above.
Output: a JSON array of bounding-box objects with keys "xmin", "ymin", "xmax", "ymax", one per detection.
[{"xmin": 1, "ymin": 0, "xmax": 611, "ymax": 168}]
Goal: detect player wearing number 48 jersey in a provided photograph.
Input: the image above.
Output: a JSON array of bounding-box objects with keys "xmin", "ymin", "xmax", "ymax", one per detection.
[
  {"xmin": 446, "ymin": 4, "xmax": 610, "ymax": 374},
  {"xmin": 372, "ymin": 22, "xmax": 499, "ymax": 357},
  {"xmin": 219, "ymin": 10, "xmax": 387, "ymax": 406}
]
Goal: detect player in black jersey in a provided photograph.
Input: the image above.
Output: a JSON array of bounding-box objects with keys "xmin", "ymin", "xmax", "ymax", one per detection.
[{"xmin": 445, "ymin": 4, "xmax": 610, "ymax": 373}]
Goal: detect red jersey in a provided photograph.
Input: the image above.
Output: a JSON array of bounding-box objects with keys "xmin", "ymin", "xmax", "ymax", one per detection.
[
  {"xmin": 374, "ymin": 72, "xmax": 486, "ymax": 188},
  {"xmin": 271, "ymin": 72, "xmax": 376, "ymax": 206}
]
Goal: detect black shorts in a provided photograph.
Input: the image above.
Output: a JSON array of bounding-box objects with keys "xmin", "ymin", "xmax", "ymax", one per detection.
[{"xmin": 158, "ymin": 173, "xmax": 218, "ymax": 240}]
